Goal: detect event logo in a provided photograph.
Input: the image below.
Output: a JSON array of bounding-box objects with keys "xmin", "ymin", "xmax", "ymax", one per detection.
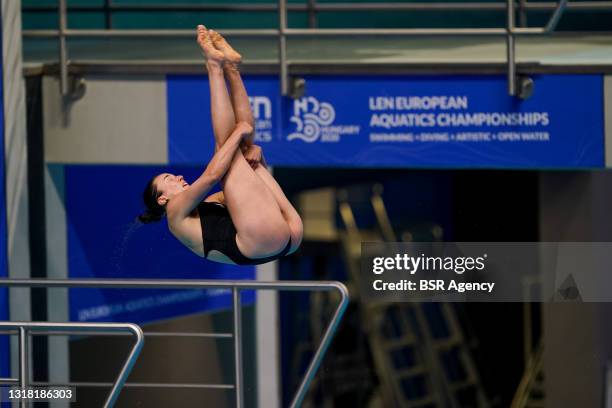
[
  {"xmin": 249, "ymin": 96, "xmax": 273, "ymax": 142},
  {"xmin": 288, "ymin": 96, "xmax": 359, "ymax": 143}
]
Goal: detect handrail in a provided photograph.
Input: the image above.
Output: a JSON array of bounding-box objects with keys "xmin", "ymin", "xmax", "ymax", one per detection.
[
  {"xmin": 0, "ymin": 330, "xmax": 234, "ymax": 338},
  {"xmin": 0, "ymin": 321, "xmax": 144, "ymax": 408},
  {"xmin": 23, "ymin": 27, "xmax": 556, "ymax": 38},
  {"xmin": 0, "ymin": 278, "xmax": 350, "ymax": 408},
  {"xmin": 21, "ymin": 1, "xmax": 612, "ymax": 12},
  {"xmin": 20, "ymin": 0, "xmax": 574, "ymax": 98}
]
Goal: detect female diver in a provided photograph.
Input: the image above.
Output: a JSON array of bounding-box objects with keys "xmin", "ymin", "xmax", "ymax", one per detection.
[{"xmin": 138, "ymin": 25, "xmax": 303, "ymax": 265}]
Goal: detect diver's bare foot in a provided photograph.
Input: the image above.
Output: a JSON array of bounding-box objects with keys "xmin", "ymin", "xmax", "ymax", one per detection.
[
  {"xmin": 196, "ymin": 25, "xmax": 224, "ymax": 65},
  {"xmin": 209, "ymin": 30, "xmax": 242, "ymax": 66}
]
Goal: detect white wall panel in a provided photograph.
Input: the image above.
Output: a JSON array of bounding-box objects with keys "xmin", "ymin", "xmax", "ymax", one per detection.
[{"xmin": 43, "ymin": 76, "xmax": 168, "ymax": 164}]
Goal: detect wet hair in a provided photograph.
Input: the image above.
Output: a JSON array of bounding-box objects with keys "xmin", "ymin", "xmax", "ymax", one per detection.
[{"xmin": 138, "ymin": 175, "xmax": 165, "ymax": 224}]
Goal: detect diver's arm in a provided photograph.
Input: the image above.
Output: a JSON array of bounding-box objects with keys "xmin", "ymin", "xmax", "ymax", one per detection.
[{"xmin": 167, "ymin": 122, "xmax": 251, "ymax": 220}]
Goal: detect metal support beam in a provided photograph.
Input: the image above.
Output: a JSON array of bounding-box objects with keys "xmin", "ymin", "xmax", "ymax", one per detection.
[
  {"xmin": 104, "ymin": 0, "xmax": 113, "ymax": 29},
  {"xmin": 58, "ymin": 0, "xmax": 69, "ymax": 96},
  {"xmin": 21, "ymin": 1, "xmax": 612, "ymax": 12},
  {"xmin": 544, "ymin": 0, "xmax": 569, "ymax": 32},
  {"xmin": 25, "ymin": 27, "xmax": 567, "ymax": 40},
  {"xmin": 18, "ymin": 327, "xmax": 28, "ymax": 408},
  {"xmin": 519, "ymin": 0, "xmax": 528, "ymax": 26},
  {"xmin": 20, "ymin": 0, "xmax": 573, "ymax": 114},
  {"xmin": 279, "ymin": 0, "xmax": 289, "ymax": 96},
  {"xmin": 26, "ymin": 0, "xmax": 567, "ymax": 98},
  {"xmin": 507, "ymin": 0, "xmax": 517, "ymax": 96},
  {"xmin": 308, "ymin": 0, "xmax": 318, "ymax": 28}
]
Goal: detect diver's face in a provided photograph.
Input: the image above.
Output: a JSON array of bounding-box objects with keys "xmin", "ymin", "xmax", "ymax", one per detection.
[{"xmin": 154, "ymin": 173, "xmax": 189, "ymax": 206}]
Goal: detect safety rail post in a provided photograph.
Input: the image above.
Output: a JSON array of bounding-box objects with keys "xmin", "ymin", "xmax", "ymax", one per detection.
[
  {"xmin": 18, "ymin": 327, "xmax": 28, "ymax": 408},
  {"xmin": 104, "ymin": 0, "xmax": 113, "ymax": 29},
  {"xmin": 233, "ymin": 288, "xmax": 244, "ymax": 408},
  {"xmin": 278, "ymin": 0, "xmax": 289, "ymax": 96},
  {"xmin": 308, "ymin": 0, "xmax": 317, "ymax": 28},
  {"xmin": 519, "ymin": 0, "xmax": 528, "ymax": 26},
  {"xmin": 58, "ymin": 0, "xmax": 69, "ymax": 96},
  {"xmin": 507, "ymin": 0, "xmax": 517, "ymax": 96}
]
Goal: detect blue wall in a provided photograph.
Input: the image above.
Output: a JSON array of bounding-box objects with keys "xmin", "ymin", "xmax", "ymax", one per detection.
[{"xmin": 64, "ymin": 165, "xmax": 254, "ymax": 324}]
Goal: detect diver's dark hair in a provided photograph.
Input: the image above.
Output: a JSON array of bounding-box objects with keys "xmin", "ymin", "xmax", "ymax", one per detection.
[{"xmin": 138, "ymin": 175, "xmax": 165, "ymax": 224}]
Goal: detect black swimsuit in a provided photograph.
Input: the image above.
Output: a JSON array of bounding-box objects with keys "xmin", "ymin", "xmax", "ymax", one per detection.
[{"xmin": 197, "ymin": 201, "xmax": 291, "ymax": 265}]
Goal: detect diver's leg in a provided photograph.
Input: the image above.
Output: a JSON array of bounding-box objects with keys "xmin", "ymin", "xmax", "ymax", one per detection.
[
  {"xmin": 224, "ymin": 65, "xmax": 255, "ymax": 145},
  {"xmin": 220, "ymin": 151, "xmax": 291, "ymax": 258},
  {"xmin": 209, "ymin": 30, "xmax": 299, "ymax": 255},
  {"xmin": 213, "ymin": 35, "xmax": 302, "ymax": 252},
  {"xmin": 210, "ymin": 30, "xmax": 255, "ymax": 146},
  {"xmin": 252, "ymin": 160, "xmax": 303, "ymax": 254},
  {"xmin": 197, "ymin": 25, "xmax": 235, "ymax": 149}
]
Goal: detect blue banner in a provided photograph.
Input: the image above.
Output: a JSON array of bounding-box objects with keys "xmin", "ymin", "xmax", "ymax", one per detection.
[
  {"xmin": 65, "ymin": 165, "xmax": 254, "ymax": 325},
  {"xmin": 168, "ymin": 74, "xmax": 280, "ymax": 164},
  {"xmin": 168, "ymin": 74, "xmax": 604, "ymax": 169}
]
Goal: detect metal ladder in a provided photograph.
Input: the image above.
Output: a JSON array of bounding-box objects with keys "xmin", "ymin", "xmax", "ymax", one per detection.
[
  {"xmin": 338, "ymin": 185, "xmax": 488, "ymax": 407},
  {"xmin": 511, "ymin": 278, "xmax": 546, "ymax": 408},
  {"xmin": 511, "ymin": 342, "xmax": 545, "ymax": 408}
]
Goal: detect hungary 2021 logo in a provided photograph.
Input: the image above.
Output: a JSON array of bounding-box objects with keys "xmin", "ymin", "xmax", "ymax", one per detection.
[{"xmin": 288, "ymin": 97, "xmax": 359, "ymax": 143}]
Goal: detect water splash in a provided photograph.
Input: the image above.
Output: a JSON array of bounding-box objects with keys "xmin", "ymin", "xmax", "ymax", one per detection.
[{"xmin": 110, "ymin": 219, "xmax": 145, "ymax": 275}]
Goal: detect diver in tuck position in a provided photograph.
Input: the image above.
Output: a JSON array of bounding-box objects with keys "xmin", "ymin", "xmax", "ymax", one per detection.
[{"xmin": 139, "ymin": 25, "xmax": 303, "ymax": 265}]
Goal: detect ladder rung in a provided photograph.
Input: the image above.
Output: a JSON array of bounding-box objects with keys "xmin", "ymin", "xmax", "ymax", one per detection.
[
  {"xmin": 449, "ymin": 380, "xmax": 478, "ymax": 391},
  {"xmin": 380, "ymin": 337, "xmax": 420, "ymax": 349},
  {"xmin": 397, "ymin": 366, "xmax": 427, "ymax": 378}
]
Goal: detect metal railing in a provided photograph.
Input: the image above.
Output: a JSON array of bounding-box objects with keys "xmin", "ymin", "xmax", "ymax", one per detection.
[
  {"xmin": 20, "ymin": 0, "xmax": 583, "ymax": 98},
  {"xmin": 0, "ymin": 278, "xmax": 349, "ymax": 408},
  {"xmin": 0, "ymin": 321, "xmax": 144, "ymax": 408}
]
